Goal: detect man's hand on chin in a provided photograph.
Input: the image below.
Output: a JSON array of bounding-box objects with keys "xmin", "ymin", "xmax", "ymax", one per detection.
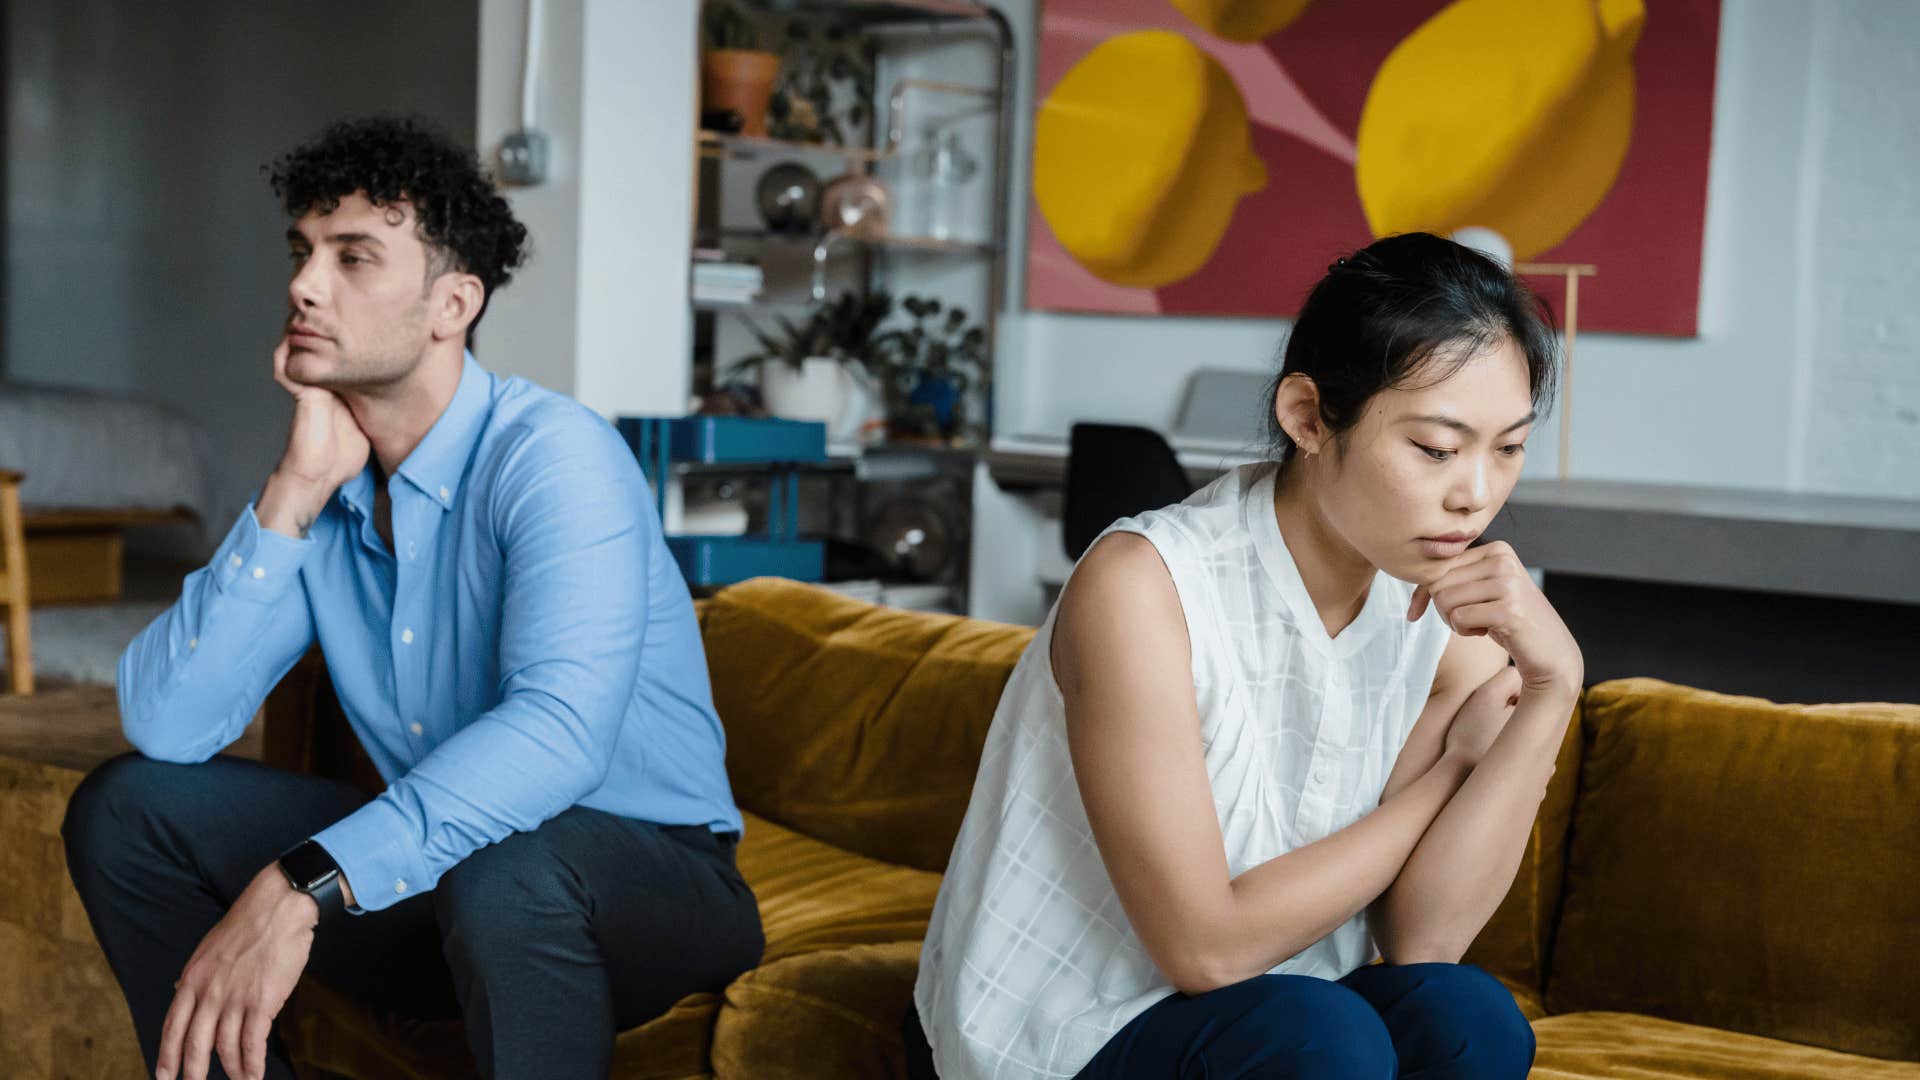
[{"xmin": 156, "ymin": 865, "xmax": 318, "ymax": 1080}]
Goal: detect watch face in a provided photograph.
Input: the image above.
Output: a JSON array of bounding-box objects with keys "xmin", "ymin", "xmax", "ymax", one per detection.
[{"xmin": 280, "ymin": 842, "xmax": 339, "ymax": 892}]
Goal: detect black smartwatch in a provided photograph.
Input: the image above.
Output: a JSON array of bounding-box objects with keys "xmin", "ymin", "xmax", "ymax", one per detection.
[{"xmin": 277, "ymin": 840, "xmax": 347, "ymax": 922}]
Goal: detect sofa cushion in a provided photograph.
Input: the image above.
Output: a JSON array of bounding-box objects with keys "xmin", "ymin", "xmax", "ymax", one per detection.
[
  {"xmin": 1530, "ymin": 1011, "xmax": 1920, "ymax": 1079},
  {"xmin": 737, "ymin": 810, "xmax": 943, "ymax": 965},
  {"xmin": 1462, "ymin": 696, "xmax": 1583, "ymax": 1002},
  {"xmin": 711, "ymin": 941, "xmax": 920, "ymax": 1080},
  {"xmin": 700, "ymin": 578, "xmax": 1034, "ymax": 872},
  {"xmin": 1546, "ymin": 679, "xmax": 1920, "ymax": 1061}
]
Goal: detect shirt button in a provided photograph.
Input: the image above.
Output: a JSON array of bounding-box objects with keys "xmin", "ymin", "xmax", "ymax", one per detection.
[
  {"xmin": 188, "ymin": 637, "xmax": 198, "ymax": 650},
  {"xmin": 394, "ymin": 880, "xmax": 408, "ymax": 895},
  {"xmin": 251, "ymin": 566, "xmax": 266, "ymax": 579},
  {"xmin": 406, "ymin": 542, "xmax": 417, "ymax": 559},
  {"xmin": 229, "ymin": 554, "xmax": 243, "ymax": 568},
  {"xmin": 439, "ymin": 485, "xmax": 450, "ymax": 500},
  {"xmin": 409, "ymin": 722, "xmax": 424, "ymax": 736},
  {"xmin": 401, "ymin": 628, "xmax": 415, "ymax": 645}
]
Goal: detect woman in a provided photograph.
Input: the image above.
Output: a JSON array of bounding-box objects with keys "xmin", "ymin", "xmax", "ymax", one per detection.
[{"xmin": 911, "ymin": 233, "xmax": 1582, "ymax": 1079}]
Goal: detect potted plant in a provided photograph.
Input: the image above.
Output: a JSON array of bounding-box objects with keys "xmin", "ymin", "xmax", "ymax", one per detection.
[
  {"xmin": 733, "ymin": 291, "xmax": 895, "ymax": 435},
  {"xmin": 702, "ymin": 2, "xmax": 781, "ymax": 137},
  {"xmin": 767, "ymin": 20, "xmax": 876, "ymax": 147},
  {"xmin": 874, "ymin": 294, "xmax": 988, "ymax": 443}
]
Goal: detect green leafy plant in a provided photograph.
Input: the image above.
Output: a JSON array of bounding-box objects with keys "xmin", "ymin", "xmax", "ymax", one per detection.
[
  {"xmin": 873, "ymin": 294, "xmax": 988, "ymax": 439},
  {"xmin": 767, "ymin": 20, "xmax": 875, "ymax": 146},
  {"xmin": 703, "ymin": 1, "xmax": 765, "ymax": 52},
  {"xmin": 732, "ymin": 290, "xmax": 896, "ymax": 373}
]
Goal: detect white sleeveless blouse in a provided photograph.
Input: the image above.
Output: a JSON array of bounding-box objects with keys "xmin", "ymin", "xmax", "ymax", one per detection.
[{"xmin": 915, "ymin": 462, "xmax": 1454, "ymax": 1080}]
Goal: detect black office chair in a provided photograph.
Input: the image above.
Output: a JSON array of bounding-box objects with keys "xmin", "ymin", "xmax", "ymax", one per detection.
[{"xmin": 1063, "ymin": 423, "xmax": 1195, "ymax": 562}]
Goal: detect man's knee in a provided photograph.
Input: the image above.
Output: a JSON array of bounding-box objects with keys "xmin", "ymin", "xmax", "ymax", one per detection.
[
  {"xmin": 435, "ymin": 829, "xmax": 590, "ymax": 963},
  {"xmin": 62, "ymin": 753, "xmax": 179, "ymax": 870},
  {"xmin": 1386, "ymin": 963, "xmax": 1535, "ymax": 1078}
]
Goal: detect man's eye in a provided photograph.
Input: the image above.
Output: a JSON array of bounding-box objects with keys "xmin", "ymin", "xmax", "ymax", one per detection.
[{"xmin": 340, "ymin": 254, "xmax": 362, "ymax": 266}]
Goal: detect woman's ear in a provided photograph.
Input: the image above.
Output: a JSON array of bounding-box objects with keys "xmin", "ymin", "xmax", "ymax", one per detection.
[
  {"xmin": 1273, "ymin": 373, "xmax": 1328, "ymax": 456},
  {"xmin": 432, "ymin": 272, "xmax": 486, "ymax": 344}
]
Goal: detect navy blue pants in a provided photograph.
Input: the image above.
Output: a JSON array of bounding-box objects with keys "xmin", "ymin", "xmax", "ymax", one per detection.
[
  {"xmin": 904, "ymin": 962, "xmax": 1532, "ymax": 1079},
  {"xmin": 62, "ymin": 752, "xmax": 764, "ymax": 1080},
  {"xmin": 1077, "ymin": 963, "xmax": 1534, "ymax": 1079}
]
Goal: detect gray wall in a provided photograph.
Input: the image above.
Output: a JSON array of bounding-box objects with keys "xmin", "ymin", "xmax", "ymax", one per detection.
[{"xmin": 4, "ymin": 0, "xmax": 477, "ymax": 553}]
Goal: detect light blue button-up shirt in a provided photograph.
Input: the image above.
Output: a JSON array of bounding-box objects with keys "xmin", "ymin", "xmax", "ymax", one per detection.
[{"xmin": 119, "ymin": 353, "xmax": 741, "ymax": 912}]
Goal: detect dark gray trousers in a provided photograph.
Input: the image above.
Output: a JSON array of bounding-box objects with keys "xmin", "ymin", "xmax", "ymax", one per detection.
[{"xmin": 63, "ymin": 752, "xmax": 763, "ymax": 1080}]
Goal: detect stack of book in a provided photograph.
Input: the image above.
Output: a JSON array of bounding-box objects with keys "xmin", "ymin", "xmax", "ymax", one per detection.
[{"xmin": 691, "ymin": 260, "xmax": 763, "ymax": 306}]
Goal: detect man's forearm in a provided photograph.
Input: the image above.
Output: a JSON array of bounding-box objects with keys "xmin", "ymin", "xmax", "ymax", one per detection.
[
  {"xmin": 117, "ymin": 504, "xmax": 319, "ymax": 762},
  {"xmin": 1368, "ymin": 686, "xmax": 1578, "ymax": 963}
]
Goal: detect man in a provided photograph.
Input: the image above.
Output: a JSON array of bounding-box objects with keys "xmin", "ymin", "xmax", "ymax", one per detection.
[{"xmin": 62, "ymin": 115, "xmax": 762, "ymax": 1080}]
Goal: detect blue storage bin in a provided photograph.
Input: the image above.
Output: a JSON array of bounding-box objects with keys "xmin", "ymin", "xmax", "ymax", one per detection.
[
  {"xmin": 665, "ymin": 535, "xmax": 825, "ymax": 587},
  {"xmin": 617, "ymin": 415, "xmax": 831, "ymax": 587}
]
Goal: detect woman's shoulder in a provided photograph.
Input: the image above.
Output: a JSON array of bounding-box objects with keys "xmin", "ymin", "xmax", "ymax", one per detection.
[{"xmin": 1106, "ymin": 462, "xmax": 1270, "ymax": 558}]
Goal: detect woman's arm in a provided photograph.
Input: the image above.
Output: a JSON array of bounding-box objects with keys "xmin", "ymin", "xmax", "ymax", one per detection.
[
  {"xmin": 1055, "ymin": 534, "xmax": 1474, "ymax": 995},
  {"xmin": 1367, "ymin": 543, "xmax": 1584, "ymax": 964}
]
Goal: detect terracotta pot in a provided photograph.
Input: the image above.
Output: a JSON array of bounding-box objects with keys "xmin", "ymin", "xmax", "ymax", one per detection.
[{"xmin": 701, "ymin": 49, "xmax": 781, "ymax": 137}]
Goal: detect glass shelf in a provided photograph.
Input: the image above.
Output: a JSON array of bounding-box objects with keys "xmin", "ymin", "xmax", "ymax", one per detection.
[
  {"xmin": 703, "ymin": 227, "xmax": 995, "ymax": 258},
  {"xmin": 690, "ymin": 294, "xmax": 815, "ymax": 314},
  {"xmin": 777, "ymin": 0, "xmax": 996, "ymax": 25},
  {"xmin": 697, "ymin": 131, "xmax": 890, "ymax": 164}
]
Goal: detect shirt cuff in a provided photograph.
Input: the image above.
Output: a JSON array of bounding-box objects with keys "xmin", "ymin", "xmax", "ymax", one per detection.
[
  {"xmin": 211, "ymin": 503, "xmax": 313, "ymax": 605},
  {"xmin": 311, "ymin": 797, "xmax": 432, "ymax": 915}
]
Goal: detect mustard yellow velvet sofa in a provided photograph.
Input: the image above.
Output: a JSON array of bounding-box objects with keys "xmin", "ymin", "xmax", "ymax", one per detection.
[{"xmin": 7, "ymin": 576, "xmax": 1917, "ymax": 1078}]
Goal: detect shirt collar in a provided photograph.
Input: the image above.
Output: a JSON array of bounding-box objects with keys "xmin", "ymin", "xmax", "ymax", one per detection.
[
  {"xmin": 396, "ymin": 351, "xmax": 494, "ymax": 511},
  {"xmin": 332, "ymin": 351, "xmax": 493, "ymax": 518}
]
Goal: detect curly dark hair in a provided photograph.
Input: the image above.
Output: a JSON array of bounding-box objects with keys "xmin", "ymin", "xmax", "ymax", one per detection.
[{"xmin": 267, "ymin": 114, "xmax": 529, "ymax": 341}]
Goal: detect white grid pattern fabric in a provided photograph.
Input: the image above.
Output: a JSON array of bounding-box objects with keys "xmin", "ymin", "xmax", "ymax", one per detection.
[{"xmin": 916, "ymin": 463, "xmax": 1454, "ymax": 1079}]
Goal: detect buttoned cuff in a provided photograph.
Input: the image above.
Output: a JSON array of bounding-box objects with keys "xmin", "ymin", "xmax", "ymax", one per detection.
[
  {"xmin": 312, "ymin": 797, "xmax": 433, "ymax": 915},
  {"xmin": 210, "ymin": 504, "xmax": 313, "ymax": 604}
]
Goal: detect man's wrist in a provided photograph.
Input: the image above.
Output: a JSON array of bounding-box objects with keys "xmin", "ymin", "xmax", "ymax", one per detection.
[
  {"xmin": 258, "ymin": 470, "xmax": 333, "ymax": 539},
  {"xmin": 276, "ymin": 840, "xmax": 348, "ymax": 922}
]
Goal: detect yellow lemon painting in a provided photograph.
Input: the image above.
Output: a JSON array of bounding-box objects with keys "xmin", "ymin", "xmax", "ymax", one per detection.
[
  {"xmin": 1034, "ymin": 31, "xmax": 1269, "ymax": 289},
  {"xmin": 1026, "ymin": 0, "xmax": 1720, "ymax": 335}
]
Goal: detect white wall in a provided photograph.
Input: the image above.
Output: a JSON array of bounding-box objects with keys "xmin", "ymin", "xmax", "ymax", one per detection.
[
  {"xmin": 968, "ymin": 0, "xmax": 1920, "ymax": 624},
  {"xmin": 476, "ymin": 0, "xmax": 697, "ymax": 418}
]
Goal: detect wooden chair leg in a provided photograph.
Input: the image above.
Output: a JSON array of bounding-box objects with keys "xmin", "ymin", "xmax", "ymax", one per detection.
[
  {"xmin": 1, "ymin": 471, "xmax": 32, "ymax": 695},
  {"xmin": 4, "ymin": 599, "xmax": 29, "ymax": 695}
]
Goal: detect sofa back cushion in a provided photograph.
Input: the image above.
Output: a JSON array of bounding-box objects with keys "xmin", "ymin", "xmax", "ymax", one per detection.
[
  {"xmin": 1461, "ymin": 698, "xmax": 1583, "ymax": 1005},
  {"xmin": 1545, "ymin": 678, "xmax": 1920, "ymax": 1061},
  {"xmin": 698, "ymin": 578, "xmax": 1034, "ymax": 872}
]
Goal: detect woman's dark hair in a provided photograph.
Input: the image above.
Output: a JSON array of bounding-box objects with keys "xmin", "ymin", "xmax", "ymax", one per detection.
[
  {"xmin": 267, "ymin": 115, "xmax": 529, "ymax": 341},
  {"xmin": 1265, "ymin": 232, "xmax": 1559, "ymax": 463}
]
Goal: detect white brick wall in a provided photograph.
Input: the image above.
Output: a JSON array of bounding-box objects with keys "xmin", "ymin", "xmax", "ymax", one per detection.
[{"xmin": 1800, "ymin": 1, "xmax": 1920, "ymax": 499}]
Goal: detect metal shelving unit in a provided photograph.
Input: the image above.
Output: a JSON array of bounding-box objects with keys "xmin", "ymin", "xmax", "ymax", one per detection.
[{"xmin": 687, "ymin": 0, "xmax": 1014, "ymax": 612}]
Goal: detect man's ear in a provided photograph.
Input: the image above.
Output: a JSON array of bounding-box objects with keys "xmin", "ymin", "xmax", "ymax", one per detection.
[
  {"xmin": 432, "ymin": 273, "xmax": 486, "ymax": 344},
  {"xmin": 1272, "ymin": 372, "xmax": 1329, "ymax": 455}
]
